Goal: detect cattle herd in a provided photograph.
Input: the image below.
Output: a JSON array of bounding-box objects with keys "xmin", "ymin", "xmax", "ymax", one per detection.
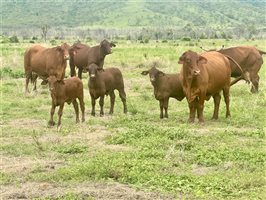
[{"xmin": 23, "ymin": 39, "xmax": 265, "ymax": 130}]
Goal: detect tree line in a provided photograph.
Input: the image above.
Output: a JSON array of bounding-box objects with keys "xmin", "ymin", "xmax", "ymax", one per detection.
[{"xmin": 1, "ymin": 24, "xmax": 265, "ymax": 43}]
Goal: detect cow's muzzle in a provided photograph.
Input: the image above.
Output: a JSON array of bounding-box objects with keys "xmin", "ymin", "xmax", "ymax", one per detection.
[
  {"xmin": 193, "ymin": 70, "xmax": 200, "ymax": 76},
  {"xmin": 64, "ymin": 55, "xmax": 70, "ymax": 60},
  {"xmin": 90, "ymin": 74, "xmax": 96, "ymax": 78}
]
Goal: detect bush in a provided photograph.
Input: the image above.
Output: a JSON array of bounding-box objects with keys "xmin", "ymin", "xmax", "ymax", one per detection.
[
  {"xmin": 181, "ymin": 37, "xmax": 191, "ymax": 41},
  {"xmin": 0, "ymin": 67, "xmax": 24, "ymax": 78},
  {"xmin": 50, "ymin": 39, "xmax": 57, "ymax": 46},
  {"xmin": 32, "ymin": 36, "xmax": 38, "ymax": 40},
  {"xmin": 9, "ymin": 35, "xmax": 19, "ymax": 43},
  {"xmin": 1, "ymin": 36, "xmax": 10, "ymax": 43}
]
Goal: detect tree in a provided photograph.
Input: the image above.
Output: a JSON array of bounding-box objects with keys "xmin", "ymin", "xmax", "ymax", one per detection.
[{"xmin": 41, "ymin": 25, "xmax": 49, "ymax": 42}]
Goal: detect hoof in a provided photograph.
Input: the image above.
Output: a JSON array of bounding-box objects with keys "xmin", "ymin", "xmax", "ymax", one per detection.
[
  {"xmin": 91, "ymin": 112, "xmax": 95, "ymax": 116},
  {"xmin": 188, "ymin": 118, "xmax": 195, "ymax": 123},
  {"xmin": 48, "ymin": 120, "xmax": 55, "ymax": 127},
  {"xmin": 57, "ymin": 125, "xmax": 61, "ymax": 132}
]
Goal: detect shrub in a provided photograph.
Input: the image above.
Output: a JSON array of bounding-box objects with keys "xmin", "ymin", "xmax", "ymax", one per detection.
[
  {"xmin": 50, "ymin": 39, "xmax": 57, "ymax": 46},
  {"xmin": 181, "ymin": 37, "xmax": 191, "ymax": 41},
  {"xmin": 9, "ymin": 35, "xmax": 19, "ymax": 43}
]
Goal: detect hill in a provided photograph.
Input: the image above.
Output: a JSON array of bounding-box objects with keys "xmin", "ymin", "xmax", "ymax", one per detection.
[{"xmin": 2, "ymin": 0, "xmax": 266, "ymax": 29}]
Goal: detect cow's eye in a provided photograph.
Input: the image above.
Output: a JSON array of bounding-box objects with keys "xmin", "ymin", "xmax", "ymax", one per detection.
[{"xmin": 186, "ymin": 59, "xmax": 191, "ymax": 63}]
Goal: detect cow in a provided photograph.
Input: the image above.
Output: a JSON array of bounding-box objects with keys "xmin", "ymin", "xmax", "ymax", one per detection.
[
  {"xmin": 47, "ymin": 76, "xmax": 85, "ymax": 131},
  {"xmin": 24, "ymin": 43, "xmax": 70, "ymax": 93},
  {"xmin": 178, "ymin": 50, "xmax": 231, "ymax": 123},
  {"xmin": 69, "ymin": 39, "xmax": 116, "ymax": 79},
  {"xmin": 201, "ymin": 46, "xmax": 266, "ymax": 93},
  {"xmin": 87, "ymin": 64, "xmax": 127, "ymax": 116},
  {"xmin": 141, "ymin": 67, "xmax": 185, "ymax": 118}
]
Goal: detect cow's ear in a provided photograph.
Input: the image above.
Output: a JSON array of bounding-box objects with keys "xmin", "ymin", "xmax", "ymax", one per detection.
[
  {"xmin": 198, "ymin": 56, "xmax": 207, "ymax": 64},
  {"xmin": 141, "ymin": 70, "xmax": 149, "ymax": 75},
  {"xmin": 178, "ymin": 56, "xmax": 184, "ymax": 64},
  {"xmin": 69, "ymin": 47, "xmax": 77, "ymax": 55},
  {"xmin": 110, "ymin": 42, "xmax": 116, "ymax": 47},
  {"xmin": 158, "ymin": 71, "xmax": 165, "ymax": 76},
  {"xmin": 56, "ymin": 46, "xmax": 63, "ymax": 51}
]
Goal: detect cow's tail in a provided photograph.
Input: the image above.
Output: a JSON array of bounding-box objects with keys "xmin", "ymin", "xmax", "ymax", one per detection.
[
  {"xmin": 258, "ymin": 49, "xmax": 266, "ymax": 55},
  {"xmin": 24, "ymin": 49, "xmax": 34, "ymax": 83},
  {"xmin": 223, "ymin": 55, "xmax": 251, "ymax": 86},
  {"xmin": 224, "ymin": 55, "xmax": 243, "ymax": 74}
]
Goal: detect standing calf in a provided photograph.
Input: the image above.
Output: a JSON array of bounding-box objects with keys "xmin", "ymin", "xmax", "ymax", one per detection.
[
  {"xmin": 88, "ymin": 64, "xmax": 127, "ymax": 116},
  {"xmin": 141, "ymin": 67, "xmax": 185, "ymax": 118},
  {"xmin": 47, "ymin": 76, "xmax": 85, "ymax": 130}
]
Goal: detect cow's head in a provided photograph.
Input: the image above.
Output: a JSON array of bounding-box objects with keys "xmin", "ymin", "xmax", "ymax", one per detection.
[
  {"xmin": 47, "ymin": 75, "xmax": 63, "ymax": 93},
  {"xmin": 87, "ymin": 63, "xmax": 100, "ymax": 79},
  {"xmin": 141, "ymin": 66, "xmax": 165, "ymax": 83},
  {"xmin": 56, "ymin": 43, "xmax": 71, "ymax": 60},
  {"xmin": 178, "ymin": 50, "xmax": 207, "ymax": 76},
  {"xmin": 100, "ymin": 39, "xmax": 116, "ymax": 55}
]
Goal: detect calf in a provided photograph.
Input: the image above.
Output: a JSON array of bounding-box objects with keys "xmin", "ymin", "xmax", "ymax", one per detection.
[
  {"xmin": 87, "ymin": 64, "xmax": 127, "ymax": 116},
  {"xmin": 47, "ymin": 76, "xmax": 85, "ymax": 130},
  {"xmin": 24, "ymin": 43, "xmax": 70, "ymax": 93},
  {"xmin": 141, "ymin": 67, "xmax": 185, "ymax": 118},
  {"xmin": 69, "ymin": 39, "xmax": 116, "ymax": 79},
  {"xmin": 178, "ymin": 50, "xmax": 231, "ymax": 123}
]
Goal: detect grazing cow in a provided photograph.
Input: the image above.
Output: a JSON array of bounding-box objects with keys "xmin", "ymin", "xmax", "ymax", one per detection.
[
  {"xmin": 69, "ymin": 39, "xmax": 116, "ymax": 79},
  {"xmin": 141, "ymin": 67, "xmax": 185, "ymax": 118},
  {"xmin": 201, "ymin": 46, "xmax": 266, "ymax": 93},
  {"xmin": 87, "ymin": 64, "xmax": 127, "ymax": 116},
  {"xmin": 47, "ymin": 76, "xmax": 85, "ymax": 131},
  {"xmin": 178, "ymin": 50, "xmax": 231, "ymax": 123},
  {"xmin": 24, "ymin": 43, "xmax": 70, "ymax": 93}
]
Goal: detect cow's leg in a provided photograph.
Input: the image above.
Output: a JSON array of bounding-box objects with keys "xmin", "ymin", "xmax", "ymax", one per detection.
[
  {"xmin": 25, "ymin": 73, "xmax": 31, "ymax": 93},
  {"xmin": 119, "ymin": 89, "xmax": 127, "ymax": 114},
  {"xmin": 223, "ymin": 86, "xmax": 231, "ymax": 118},
  {"xmin": 91, "ymin": 96, "xmax": 96, "ymax": 116},
  {"xmin": 163, "ymin": 97, "xmax": 169, "ymax": 118},
  {"xmin": 212, "ymin": 93, "xmax": 221, "ymax": 120},
  {"xmin": 78, "ymin": 96, "xmax": 85, "ymax": 122},
  {"xmin": 197, "ymin": 98, "xmax": 205, "ymax": 123},
  {"xmin": 78, "ymin": 68, "xmax": 82, "ymax": 79},
  {"xmin": 72, "ymin": 99, "xmax": 79, "ymax": 123},
  {"xmin": 33, "ymin": 78, "xmax": 37, "ymax": 91},
  {"xmin": 250, "ymin": 73, "xmax": 260, "ymax": 93},
  {"xmin": 109, "ymin": 91, "xmax": 115, "ymax": 114},
  {"xmin": 99, "ymin": 95, "xmax": 105, "ymax": 116},
  {"xmin": 188, "ymin": 100, "xmax": 196, "ymax": 123},
  {"xmin": 57, "ymin": 103, "xmax": 65, "ymax": 131},
  {"xmin": 69, "ymin": 57, "xmax": 76, "ymax": 77},
  {"xmin": 159, "ymin": 100, "xmax": 164, "ymax": 119},
  {"xmin": 31, "ymin": 73, "xmax": 38, "ymax": 92},
  {"xmin": 48, "ymin": 103, "xmax": 56, "ymax": 126}
]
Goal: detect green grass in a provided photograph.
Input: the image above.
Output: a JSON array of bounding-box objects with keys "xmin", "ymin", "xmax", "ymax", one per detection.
[{"xmin": 1, "ymin": 39, "xmax": 266, "ymax": 199}]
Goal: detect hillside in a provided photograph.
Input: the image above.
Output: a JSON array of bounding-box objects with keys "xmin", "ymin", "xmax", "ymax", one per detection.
[{"xmin": 2, "ymin": 0, "xmax": 266, "ymax": 29}]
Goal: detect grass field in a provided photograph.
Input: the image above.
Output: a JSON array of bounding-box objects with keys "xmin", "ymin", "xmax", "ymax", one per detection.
[{"xmin": 1, "ymin": 39, "xmax": 266, "ymax": 199}]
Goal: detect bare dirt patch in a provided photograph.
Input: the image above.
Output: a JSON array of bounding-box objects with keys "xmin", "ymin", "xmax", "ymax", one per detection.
[
  {"xmin": 8, "ymin": 118, "xmax": 47, "ymax": 130},
  {"xmin": 0, "ymin": 182, "xmax": 175, "ymax": 200},
  {"xmin": 0, "ymin": 155, "xmax": 65, "ymax": 175}
]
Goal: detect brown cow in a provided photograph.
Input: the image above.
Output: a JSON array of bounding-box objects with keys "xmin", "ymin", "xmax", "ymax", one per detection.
[
  {"xmin": 202, "ymin": 46, "xmax": 266, "ymax": 93},
  {"xmin": 178, "ymin": 50, "xmax": 231, "ymax": 123},
  {"xmin": 47, "ymin": 76, "xmax": 85, "ymax": 131},
  {"xmin": 69, "ymin": 39, "xmax": 116, "ymax": 79},
  {"xmin": 24, "ymin": 43, "xmax": 70, "ymax": 93},
  {"xmin": 87, "ymin": 64, "xmax": 127, "ymax": 116},
  {"xmin": 141, "ymin": 67, "xmax": 185, "ymax": 118}
]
